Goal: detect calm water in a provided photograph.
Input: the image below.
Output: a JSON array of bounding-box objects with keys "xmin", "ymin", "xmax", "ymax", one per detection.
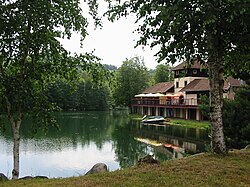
[{"xmin": 0, "ymin": 111, "xmax": 209, "ymax": 178}]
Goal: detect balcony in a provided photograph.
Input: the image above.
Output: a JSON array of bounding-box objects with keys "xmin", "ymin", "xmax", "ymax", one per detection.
[{"xmin": 131, "ymin": 98, "xmax": 200, "ymax": 109}]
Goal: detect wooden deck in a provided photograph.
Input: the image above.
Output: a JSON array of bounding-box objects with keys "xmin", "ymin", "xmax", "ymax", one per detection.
[{"xmin": 131, "ymin": 98, "xmax": 200, "ymax": 109}]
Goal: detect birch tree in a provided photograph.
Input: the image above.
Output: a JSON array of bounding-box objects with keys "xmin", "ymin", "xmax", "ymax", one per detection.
[
  {"xmin": 106, "ymin": 0, "xmax": 250, "ymax": 154},
  {"xmin": 0, "ymin": 0, "xmax": 106, "ymax": 179}
]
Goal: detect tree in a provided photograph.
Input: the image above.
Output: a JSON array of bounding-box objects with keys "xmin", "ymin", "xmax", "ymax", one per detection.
[
  {"xmin": 84, "ymin": 80, "xmax": 111, "ymax": 111},
  {"xmin": 0, "ymin": 0, "xmax": 106, "ymax": 179},
  {"xmin": 112, "ymin": 57, "xmax": 150, "ymax": 107},
  {"xmin": 45, "ymin": 80, "xmax": 78, "ymax": 111},
  {"xmin": 223, "ymin": 83, "xmax": 250, "ymax": 148},
  {"xmin": 198, "ymin": 95, "xmax": 210, "ymax": 120},
  {"xmin": 154, "ymin": 64, "xmax": 173, "ymax": 83},
  {"xmin": 106, "ymin": 0, "xmax": 250, "ymax": 154}
]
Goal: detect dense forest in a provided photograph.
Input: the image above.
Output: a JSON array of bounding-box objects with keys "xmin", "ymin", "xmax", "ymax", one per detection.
[{"xmin": 43, "ymin": 57, "xmax": 173, "ymax": 111}]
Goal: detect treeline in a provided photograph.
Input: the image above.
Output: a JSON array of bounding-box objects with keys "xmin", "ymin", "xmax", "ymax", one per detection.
[
  {"xmin": 43, "ymin": 56, "xmax": 173, "ymax": 112},
  {"xmin": 45, "ymin": 80, "xmax": 111, "ymax": 111}
]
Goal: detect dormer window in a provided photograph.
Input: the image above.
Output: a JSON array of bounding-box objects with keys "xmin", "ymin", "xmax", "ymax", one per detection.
[{"xmin": 193, "ymin": 69, "xmax": 197, "ymax": 74}]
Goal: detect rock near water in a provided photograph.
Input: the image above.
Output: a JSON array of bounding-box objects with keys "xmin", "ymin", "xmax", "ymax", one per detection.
[
  {"xmin": 138, "ymin": 154, "xmax": 159, "ymax": 164},
  {"xmin": 85, "ymin": 163, "xmax": 108, "ymax": 175}
]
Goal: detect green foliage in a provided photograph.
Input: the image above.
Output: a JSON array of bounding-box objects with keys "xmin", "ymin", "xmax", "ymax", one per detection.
[
  {"xmin": 169, "ymin": 119, "xmax": 211, "ymax": 130},
  {"xmin": 45, "ymin": 80, "xmax": 77, "ymax": 111},
  {"xmin": 198, "ymin": 87, "xmax": 250, "ymax": 149},
  {"xmin": 106, "ymin": 0, "xmax": 250, "ymax": 63},
  {"xmin": 0, "ymin": 0, "xmax": 84, "ymax": 124},
  {"xmin": 223, "ymin": 84, "xmax": 250, "ymax": 149},
  {"xmin": 198, "ymin": 95, "xmax": 210, "ymax": 119},
  {"xmin": 84, "ymin": 80, "xmax": 111, "ymax": 111},
  {"xmin": 154, "ymin": 64, "xmax": 173, "ymax": 83},
  {"xmin": 103, "ymin": 64, "xmax": 118, "ymax": 71},
  {"xmin": 112, "ymin": 57, "xmax": 150, "ymax": 107},
  {"xmin": 224, "ymin": 56, "xmax": 250, "ymax": 81},
  {"xmin": 45, "ymin": 79, "xmax": 111, "ymax": 111},
  {"xmin": 0, "ymin": 0, "xmax": 112, "ymax": 126},
  {"xmin": 147, "ymin": 68, "xmax": 156, "ymax": 86}
]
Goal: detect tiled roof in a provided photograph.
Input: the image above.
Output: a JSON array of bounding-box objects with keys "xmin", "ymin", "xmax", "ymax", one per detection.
[
  {"xmin": 180, "ymin": 79, "xmax": 210, "ymax": 92},
  {"xmin": 172, "ymin": 60, "xmax": 207, "ymax": 71},
  {"xmin": 180, "ymin": 77, "xmax": 241, "ymax": 92},
  {"xmin": 142, "ymin": 82, "xmax": 174, "ymax": 94}
]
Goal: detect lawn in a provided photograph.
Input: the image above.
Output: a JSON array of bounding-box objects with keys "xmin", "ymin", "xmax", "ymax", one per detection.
[
  {"xmin": 167, "ymin": 118, "xmax": 211, "ymax": 130},
  {"xmin": 131, "ymin": 114, "xmax": 211, "ymax": 130},
  {"xmin": 1, "ymin": 149, "xmax": 249, "ymax": 187}
]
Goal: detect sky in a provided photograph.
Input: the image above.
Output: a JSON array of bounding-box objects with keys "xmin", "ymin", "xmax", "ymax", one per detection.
[{"xmin": 59, "ymin": 1, "xmax": 161, "ymax": 70}]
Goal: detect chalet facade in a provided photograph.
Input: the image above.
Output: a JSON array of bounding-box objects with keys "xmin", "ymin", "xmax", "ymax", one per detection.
[{"xmin": 131, "ymin": 61, "xmax": 241, "ymax": 121}]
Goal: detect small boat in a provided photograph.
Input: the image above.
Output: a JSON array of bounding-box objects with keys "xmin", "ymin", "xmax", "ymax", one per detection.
[{"xmin": 142, "ymin": 115, "xmax": 165, "ymax": 123}]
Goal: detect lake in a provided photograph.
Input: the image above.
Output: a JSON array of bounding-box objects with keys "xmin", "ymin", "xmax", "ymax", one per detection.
[{"xmin": 0, "ymin": 111, "xmax": 210, "ymax": 178}]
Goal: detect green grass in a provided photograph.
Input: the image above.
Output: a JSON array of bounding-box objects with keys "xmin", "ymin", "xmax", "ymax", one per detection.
[
  {"xmin": 168, "ymin": 119, "xmax": 211, "ymax": 129},
  {"xmin": 129, "ymin": 114, "xmax": 145, "ymax": 121},
  {"xmin": 1, "ymin": 149, "xmax": 250, "ymax": 187},
  {"xmin": 130, "ymin": 114, "xmax": 211, "ymax": 130}
]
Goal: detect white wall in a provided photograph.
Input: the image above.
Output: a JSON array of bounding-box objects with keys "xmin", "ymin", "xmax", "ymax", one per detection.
[
  {"xmin": 185, "ymin": 94, "xmax": 198, "ymax": 105},
  {"xmin": 174, "ymin": 77, "xmax": 207, "ymax": 93}
]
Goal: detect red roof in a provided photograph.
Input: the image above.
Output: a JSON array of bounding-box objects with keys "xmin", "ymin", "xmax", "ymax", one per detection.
[
  {"xmin": 142, "ymin": 82, "xmax": 174, "ymax": 94},
  {"xmin": 180, "ymin": 79, "xmax": 210, "ymax": 92},
  {"xmin": 180, "ymin": 77, "xmax": 241, "ymax": 92}
]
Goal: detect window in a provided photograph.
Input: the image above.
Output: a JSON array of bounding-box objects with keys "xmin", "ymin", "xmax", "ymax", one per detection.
[
  {"xmin": 193, "ymin": 69, "xmax": 197, "ymax": 74},
  {"xmin": 176, "ymin": 82, "xmax": 179, "ymax": 88},
  {"xmin": 176, "ymin": 70, "xmax": 179, "ymax": 75},
  {"xmin": 184, "ymin": 81, "xmax": 188, "ymax": 86}
]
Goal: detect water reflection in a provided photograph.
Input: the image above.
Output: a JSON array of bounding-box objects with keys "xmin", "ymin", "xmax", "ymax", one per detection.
[
  {"xmin": 131, "ymin": 122, "xmax": 210, "ymax": 159},
  {"xmin": 0, "ymin": 111, "xmax": 209, "ymax": 178}
]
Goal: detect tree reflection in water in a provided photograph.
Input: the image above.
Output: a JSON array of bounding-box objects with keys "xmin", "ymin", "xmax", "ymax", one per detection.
[{"xmin": 0, "ymin": 111, "xmax": 209, "ymax": 177}]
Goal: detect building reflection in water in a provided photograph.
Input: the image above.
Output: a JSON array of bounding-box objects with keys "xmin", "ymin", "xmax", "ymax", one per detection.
[{"xmin": 131, "ymin": 121, "xmax": 210, "ymax": 159}]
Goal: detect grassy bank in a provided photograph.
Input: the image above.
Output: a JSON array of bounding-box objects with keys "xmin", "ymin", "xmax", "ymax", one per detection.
[
  {"xmin": 130, "ymin": 114, "xmax": 211, "ymax": 130},
  {"xmin": 167, "ymin": 119, "xmax": 211, "ymax": 130},
  {"xmin": 1, "ymin": 149, "xmax": 250, "ymax": 187}
]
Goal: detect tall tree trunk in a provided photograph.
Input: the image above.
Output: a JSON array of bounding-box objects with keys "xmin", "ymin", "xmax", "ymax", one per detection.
[
  {"xmin": 206, "ymin": 2, "xmax": 227, "ymax": 155},
  {"xmin": 208, "ymin": 56, "xmax": 227, "ymax": 154},
  {"xmin": 6, "ymin": 98, "xmax": 22, "ymax": 179},
  {"xmin": 11, "ymin": 120, "xmax": 21, "ymax": 179}
]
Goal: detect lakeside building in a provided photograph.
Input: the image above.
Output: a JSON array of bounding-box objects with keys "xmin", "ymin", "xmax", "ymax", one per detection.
[{"xmin": 131, "ymin": 61, "xmax": 241, "ymax": 121}]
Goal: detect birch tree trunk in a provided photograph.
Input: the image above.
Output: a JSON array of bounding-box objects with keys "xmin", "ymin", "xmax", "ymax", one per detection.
[
  {"xmin": 11, "ymin": 120, "xmax": 21, "ymax": 179},
  {"xmin": 208, "ymin": 52, "xmax": 227, "ymax": 154},
  {"xmin": 6, "ymin": 98, "xmax": 23, "ymax": 179},
  {"xmin": 208, "ymin": 35, "xmax": 226, "ymax": 154}
]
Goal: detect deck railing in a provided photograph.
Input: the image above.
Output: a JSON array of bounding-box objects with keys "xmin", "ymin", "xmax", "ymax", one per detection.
[{"xmin": 132, "ymin": 98, "xmax": 201, "ymax": 106}]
